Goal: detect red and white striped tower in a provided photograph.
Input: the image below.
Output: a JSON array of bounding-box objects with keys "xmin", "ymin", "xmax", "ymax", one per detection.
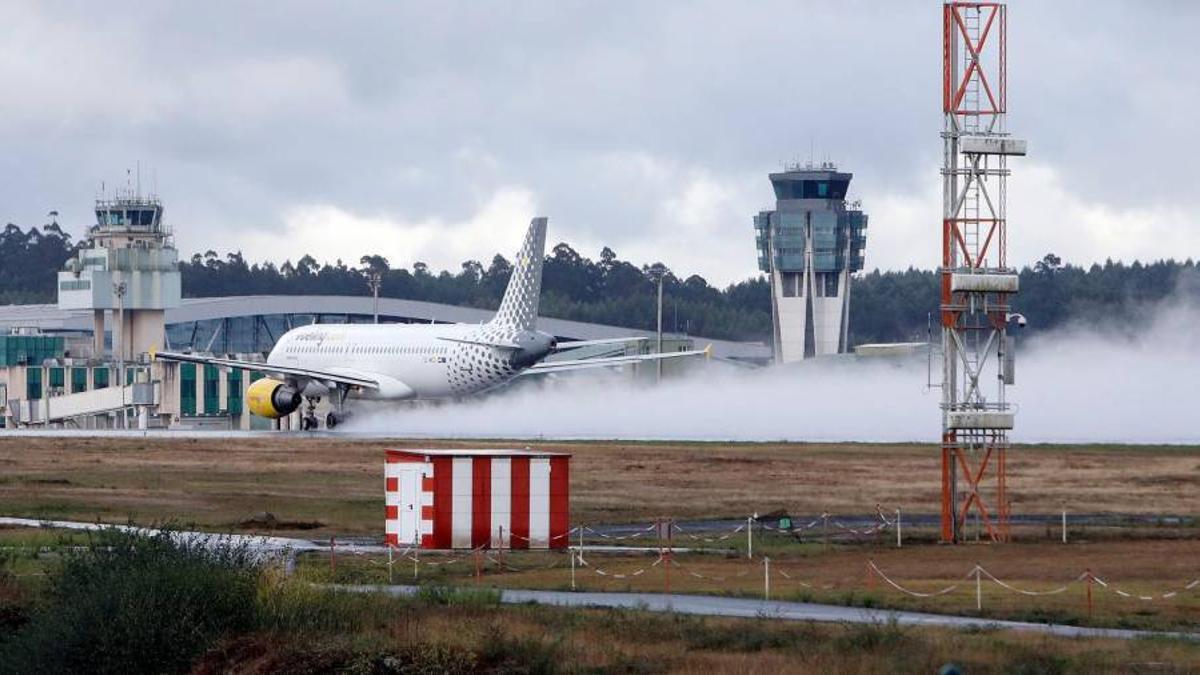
[{"xmin": 939, "ymin": 1, "xmax": 1026, "ymax": 543}]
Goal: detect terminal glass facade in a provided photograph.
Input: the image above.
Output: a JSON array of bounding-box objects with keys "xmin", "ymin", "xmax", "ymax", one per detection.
[{"xmin": 180, "ymin": 363, "xmax": 196, "ymax": 415}]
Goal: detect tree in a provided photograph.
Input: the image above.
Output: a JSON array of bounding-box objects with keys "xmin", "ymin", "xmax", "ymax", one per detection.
[
  {"xmin": 359, "ymin": 255, "xmax": 389, "ymax": 275},
  {"xmin": 1035, "ymin": 252, "xmax": 1063, "ymax": 275},
  {"xmin": 4, "ymin": 218, "xmax": 1196, "ymax": 344}
]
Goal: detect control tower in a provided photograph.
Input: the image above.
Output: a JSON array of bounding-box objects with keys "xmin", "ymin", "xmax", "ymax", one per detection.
[
  {"xmin": 57, "ymin": 191, "xmax": 181, "ymax": 362},
  {"xmin": 753, "ymin": 163, "xmax": 867, "ymax": 363}
]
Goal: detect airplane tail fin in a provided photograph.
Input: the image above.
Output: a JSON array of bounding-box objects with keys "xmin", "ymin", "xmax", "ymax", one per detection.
[{"xmin": 491, "ymin": 217, "xmax": 547, "ymax": 332}]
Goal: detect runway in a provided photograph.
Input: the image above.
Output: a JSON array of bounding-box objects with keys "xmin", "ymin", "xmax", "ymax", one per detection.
[{"xmin": 2, "ymin": 427, "xmax": 1199, "ymax": 445}]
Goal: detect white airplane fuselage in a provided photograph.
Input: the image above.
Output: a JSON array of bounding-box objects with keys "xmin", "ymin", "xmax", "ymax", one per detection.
[
  {"xmin": 267, "ymin": 322, "xmax": 529, "ymax": 401},
  {"xmin": 155, "ymin": 217, "xmax": 706, "ymax": 430}
]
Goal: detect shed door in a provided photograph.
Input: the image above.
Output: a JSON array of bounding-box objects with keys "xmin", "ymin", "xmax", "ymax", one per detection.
[{"xmin": 393, "ymin": 466, "xmax": 421, "ymax": 547}]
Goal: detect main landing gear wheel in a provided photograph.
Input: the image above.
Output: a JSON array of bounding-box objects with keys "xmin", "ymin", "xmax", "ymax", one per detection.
[{"xmin": 325, "ymin": 411, "xmax": 345, "ymax": 429}]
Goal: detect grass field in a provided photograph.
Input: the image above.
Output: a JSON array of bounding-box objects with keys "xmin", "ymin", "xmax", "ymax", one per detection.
[
  {"xmin": 0, "ymin": 436, "xmax": 1197, "ymax": 534},
  {"xmin": 1, "ymin": 434, "xmax": 1198, "ymax": 670}
]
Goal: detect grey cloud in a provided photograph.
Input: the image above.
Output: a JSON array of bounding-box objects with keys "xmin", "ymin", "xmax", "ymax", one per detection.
[{"xmin": 0, "ymin": 1, "xmax": 1195, "ymax": 284}]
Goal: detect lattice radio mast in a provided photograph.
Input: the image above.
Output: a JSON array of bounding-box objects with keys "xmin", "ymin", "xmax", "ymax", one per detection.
[{"xmin": 939, "ymin": 1, "xmax": 1026, "ymax": 543}]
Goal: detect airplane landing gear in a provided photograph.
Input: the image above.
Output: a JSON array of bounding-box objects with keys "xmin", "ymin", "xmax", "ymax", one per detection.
[
  {"xmin": 326, "ymin": 386, "xmax": 351, "ymax": 430},
  {"xmin": 301, "ymin": 395, "xmax": 320, "ymax": 432},
  {"xmin": 298, "ymin": 387, "xmax": 350, "ymax": 431}
]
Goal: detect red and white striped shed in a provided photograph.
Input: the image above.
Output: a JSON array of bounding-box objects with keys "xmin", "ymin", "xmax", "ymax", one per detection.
[{"xmin": 385, "ymin": 448, "xmax": 570, "ymax": 550}]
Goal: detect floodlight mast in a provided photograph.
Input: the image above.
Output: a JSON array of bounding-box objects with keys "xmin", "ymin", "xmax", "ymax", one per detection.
[{"xmin": 939, "ymin": 1, "xmax": 1026, "ymax": 543}]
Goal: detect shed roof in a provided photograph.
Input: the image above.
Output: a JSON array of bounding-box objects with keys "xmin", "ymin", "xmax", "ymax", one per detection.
[{"xmin": 386, "ymin": 448, "xmax": 571, "ymax": 459}]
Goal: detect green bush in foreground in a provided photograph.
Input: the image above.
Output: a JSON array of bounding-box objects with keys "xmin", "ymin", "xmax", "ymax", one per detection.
[{"xmin": 0, "ymin": 529, "xmax": 260, "ymax": 675}]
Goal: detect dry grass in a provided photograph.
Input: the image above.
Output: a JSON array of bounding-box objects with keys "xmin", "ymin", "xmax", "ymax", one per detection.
[
  {"xmin": 191, "ymin": 597, "xmax": 1200, "ymax": 673},
  {"xmin": 0, "ymin": 437, "xmax": 1196, "ymax": 537},
  {"xmin": 296, "ymin": 536, "xmax": 1200, "ymax": 632}
]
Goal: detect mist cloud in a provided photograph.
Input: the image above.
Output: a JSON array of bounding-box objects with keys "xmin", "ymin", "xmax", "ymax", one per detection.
[{"xmin": 347, "ymin": 296, "xmax": 1200, "ymax": 445}]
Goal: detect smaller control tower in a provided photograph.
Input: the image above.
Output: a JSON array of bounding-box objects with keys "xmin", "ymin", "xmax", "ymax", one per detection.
[
  {"xmin": 753, "ymin": 163, "xmax": 867, "ymax": 363},
  {"xmin": 57, "ymin": 190, "xmax": 181, "ymax": 362}
]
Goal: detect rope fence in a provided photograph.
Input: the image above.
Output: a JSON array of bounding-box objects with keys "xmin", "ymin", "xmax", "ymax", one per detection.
[{"xmin": 311, "ymin": 535, "xmax": 1200, "ymax": 617}]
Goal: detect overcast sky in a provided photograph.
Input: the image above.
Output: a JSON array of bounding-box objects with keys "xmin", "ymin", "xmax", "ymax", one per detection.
[{"xmin": 1, "ymin": 1, "xmax": 1196, "ymax": 285}]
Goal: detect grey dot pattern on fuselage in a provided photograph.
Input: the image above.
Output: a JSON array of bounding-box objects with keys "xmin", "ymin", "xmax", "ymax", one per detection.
[{"xmin": 446, "ymin": 325, "xmax": 517, "ymax": 395}]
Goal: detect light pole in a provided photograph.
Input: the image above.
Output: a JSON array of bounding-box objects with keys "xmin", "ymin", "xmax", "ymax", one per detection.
[
  {"xmin": 368, "ymin": 272, "xmax": 382, "ymax": 324},
  {"xmin": 656, "ymin": 275, "xmax": 663, "ymax": 383},
  {"xmin": 112, "ymin": 279, "xmax": 127, "ymax": 428},
  {"xmin": 648, "ymin": 264, "xmax": 666, "ymax": 384}
]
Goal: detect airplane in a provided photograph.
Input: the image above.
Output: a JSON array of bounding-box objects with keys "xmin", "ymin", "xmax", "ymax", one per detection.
[{"xmin": 154, "ymin": 217, "xmax": 709, "ymax": 430}]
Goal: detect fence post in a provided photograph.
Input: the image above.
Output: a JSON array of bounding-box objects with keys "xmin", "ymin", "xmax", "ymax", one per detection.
[
  {"xmin": 975, "ymin": 564, "xmax": 982, "ymax": 612},
  {"xmin": 1062, "ymin": 508, "xmax": 1067, "ymax": 544},
  {"xmin": 387, "ymin": 544, "xmax": 394, "ymax": 585},
  {"xmin": 579, "ymin": 524, "xmax": 585, "ymax": 563},
  {"xmin": 413, "ymin": 531, "xmax": 419, "ymax": 582},
  {"xmin": 570, "ymin": 546, "xmax": 577, "ymax": 591},
  {"xmin": 823, "ymin": 513, "xmax": 830, "ymax": 550},
  {"xmin": 1086, "ymin": 568, "xmax": 1094, "ymax": 619},
  {"xmin": 764, "ymin": 556, "xmax": 771, "ymax": 600},
  {"xmin": 664, "ymin": 549, "xmax": 671, "ymax": 595},
  {"xmin": 896, "ymin": 508, "xmax": 902, "ymax": 548},
  {"xmin": 498, "ymin": 525, "xmax": 505, "ymax": 573},
  {"xmin": 329, "ymin": 536, "xmax": 336, "ymax": 576},
  {"xmin": 747, "ymin": 515, "xmax": 753, "ymax": 559}
]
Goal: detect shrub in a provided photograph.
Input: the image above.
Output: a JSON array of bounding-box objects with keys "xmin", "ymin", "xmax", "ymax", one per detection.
[
  {"xmin": 414, "ymin": 585, "xmax": 501, "ymax": 607},
  {"xmin": 832, "ymin": 619, "xmax": 910, "ymax": 653},
  {"xmin": 0, "ymin": 529, "xmax": 259, "ymax": 675},
  {"xmin": 255, "ymin": 569, "xmax": 394, "ymax": 634},
  {"xmin": 475, "ymin": 624, "xmax": 562, "ymax": 674}
]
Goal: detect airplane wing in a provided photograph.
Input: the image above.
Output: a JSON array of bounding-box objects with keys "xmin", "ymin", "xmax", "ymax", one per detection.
[
  {"xmin": 522, "ymin": 345, "xmax": 711, "ymax": 375},
  {"xmin": 152, "ymin": 350, "xmax": 379, "ymax": 390},
  {"xmin": 553, "ymin": 337, "xmax": 649, "ymax": 351},
  {"xmin": 437, "ymin": 336, "xmax": 520, "ymax": 349}
]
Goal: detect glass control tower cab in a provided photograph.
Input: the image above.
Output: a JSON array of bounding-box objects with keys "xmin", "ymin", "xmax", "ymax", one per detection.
[
  {"xmin": 57, "ymin": 192, "xmax": 181, "ymax": 361},
  {"xmin": 753, "ymin": 163, "xmax": 867, "ymax": 363}
]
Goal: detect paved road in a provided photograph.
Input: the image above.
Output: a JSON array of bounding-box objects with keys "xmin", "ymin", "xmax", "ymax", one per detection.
[
  {"xmin": 0, "ymin": 516, "xmax": 322, "ymax": 554},
  {"xmin": 338, "ymin": 583, "xmax": 1197, "ymax": 642},
  {"xmin": 593, "ymin": 512, "xmax": 1196, "ymax": 538}
]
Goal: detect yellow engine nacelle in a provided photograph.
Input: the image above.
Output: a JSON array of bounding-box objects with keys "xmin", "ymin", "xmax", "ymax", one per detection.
[{"xmin": 246, "ymin": 378, "xmax": 302, "ymax": 419}]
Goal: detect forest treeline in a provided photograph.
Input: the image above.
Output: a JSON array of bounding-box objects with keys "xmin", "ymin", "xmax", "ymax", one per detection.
[{"xmin": 1, "ymin": 222, "xmax": 1196, "ymax": 344}]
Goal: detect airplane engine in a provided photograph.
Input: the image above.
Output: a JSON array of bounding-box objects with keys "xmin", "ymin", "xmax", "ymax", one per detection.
[{"xmin": 246, "ymin": 378, "xmax": 302, "ymax": 418}]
